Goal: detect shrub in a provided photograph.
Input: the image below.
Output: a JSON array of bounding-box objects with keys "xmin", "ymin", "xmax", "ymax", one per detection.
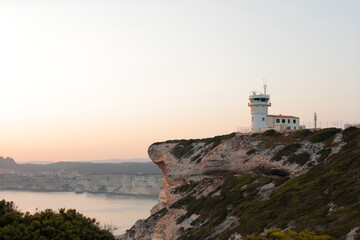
[
  {"xmin": 246, "ymin": 228, "xmax": 333, "ymax": 240},
  {"xmin": 272, "ymin": 144, "xmax": 302, "ymax": 161},
  {"xmin": 292, "ymin": 129, "xmax": 312, "ymax": 139},
  {"xmin": 171, "ymin": 141, "xmax": 195, "ymax": 159},
  {"xmin": 317, "ymin": 149, "xmax": 332, "ymax": 162},
  {"xmin": 342, "ymin": 127, "xmax": 360, "ymax": 142},
  {"xmin": 262, "ymin": 129, "xmax": 276, "ymax": 137},
  {"xmin": 286, "ymin": 152, "xmax": 311, "ymax": 166},
  {"xmin": 309, "ymin": 128, "xmax": 341, "ymax": 143},
  {"xmin": 0, "ymin": 200, "xmax": 115, "ymax": 240},
  {"xmin": 246, "ymin": 149, "xmax": 256, "ymax": 155},
  {"xmin": 175, "ymin": 183, "xmax": 198, "ymax": 194},
  {"xmin": 203, "ymin": 133, "xmax": 237, "ymax": 150}
]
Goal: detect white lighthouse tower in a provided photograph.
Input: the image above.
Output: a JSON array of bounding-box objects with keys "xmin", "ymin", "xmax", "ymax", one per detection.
[{"xmin": 248, "ymin": 84, "xmax": 271, "ymax": 133}]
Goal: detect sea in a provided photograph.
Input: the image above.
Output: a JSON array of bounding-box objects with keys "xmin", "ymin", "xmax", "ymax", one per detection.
[{"xmin": 0, "ymin": 190, "xmax": 157, "ymax": 236}]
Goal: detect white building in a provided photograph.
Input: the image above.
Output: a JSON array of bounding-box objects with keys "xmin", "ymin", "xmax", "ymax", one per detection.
[
  {"xmin": 248, "ymin": 91, "xmax": 271, "ymax": 133},
  {"xmin": 248, "ymin": 85, "xmax": 305, "ymax": 133}
]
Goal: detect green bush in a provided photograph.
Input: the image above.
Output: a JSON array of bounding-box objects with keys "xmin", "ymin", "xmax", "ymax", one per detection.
[
  {"xmin": 286, "ymin": 152, "xmax": 311, "ymax": 166},
  {"xmin": 272, "ymin": 144, "xmax": 302, "ymax": 161},
  {"xmin": 292, "ymin": 129, "xmax": 312, "ymax": 139},
  {"xmin": 175, "ymin": 183, "xmax": 198, "ymax": 194},
  {"xmin": 203, "ymin": 133, "xmax": 237, "ymax": 150},
  {"xmin": 262, "ymin": 130, "xmax": 277, "ymax": 137},
  {"xmin": 246, "ymin": 228, "xmax": 333, "ymax": 240},
  {"xmin": 309, "ymin": 128, "xmax": 341, "ymax": 143},
  {"xmin": 0, "ymin": 200, "xmax": 115, "ymax": 240},
  {"xmin": 171, "ymin": 141, "xmax": 195, "ymax": 159},
  {"xmin": 317, "ymin": 149, "xmax": 332, "ymax": 162},
  {"xmin": 246, "ymin": 149, "xmax": 257, "ymax": 155},
  {"xmin": 169, "ymin": 133, "xmax": 237, "ymax": 159}
]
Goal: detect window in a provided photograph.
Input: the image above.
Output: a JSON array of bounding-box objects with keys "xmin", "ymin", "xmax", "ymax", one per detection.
[
  {"xmin": 252, "ymin": 116, "xmax": 254, "ymax": 122},
  {"xmin": 262, "ymin": 118, "xmax": 265, "ymax": 121},
  {"xmin": 276, "ymin": 119, "xmax": 280, "ymax": 123},
  {"xmin": 294, "ymin": 127, "xmax": 296, "ymax": 130},
  {"xmin": 288, "ymin": 119, "xmax": 290, "ymax": 123},
  {"xmin": 286, "ymin": 127, "xmax": 291, "ymax": 130},
  {"xmin": 282, "ymin": 119, "xmax": 285, "ymax": 123},
  {"xmin": 293, "ymin": 119, "xmax": 296, "ymax": 124}
]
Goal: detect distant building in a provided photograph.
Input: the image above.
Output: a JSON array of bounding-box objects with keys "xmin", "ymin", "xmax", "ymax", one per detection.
[
  {"xmin": 248, "ymin": 85, "xmax": 305, "ymax": 133},
  {"xmin": 344, "ymin": 123, "xmax": 360, "ymax": 129}
]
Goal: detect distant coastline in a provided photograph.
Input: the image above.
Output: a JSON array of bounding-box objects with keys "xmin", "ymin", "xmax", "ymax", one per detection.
[
  {"xmin": 0, "ymin": 158, "xmax": 162, "ymax": 196},
  {"xmin": 0, "ymin": 189, "xmax": 158, "ymax": 199}
]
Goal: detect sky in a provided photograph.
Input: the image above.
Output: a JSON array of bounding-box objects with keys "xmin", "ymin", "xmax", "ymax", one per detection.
[{"xmin": 0, "ymin": 0, "xmax": 359, "ymax": 162}]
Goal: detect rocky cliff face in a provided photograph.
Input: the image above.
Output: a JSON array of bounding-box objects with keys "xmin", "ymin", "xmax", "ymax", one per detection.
[{"xmin": 120, "ymin": 128, "xmax": 360, "ymax": 240}]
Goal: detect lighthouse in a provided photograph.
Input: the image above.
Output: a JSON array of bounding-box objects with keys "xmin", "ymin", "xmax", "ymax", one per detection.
[{"xmin": 248, "ymin": 84, "xmax": 271, "ymax": 133}]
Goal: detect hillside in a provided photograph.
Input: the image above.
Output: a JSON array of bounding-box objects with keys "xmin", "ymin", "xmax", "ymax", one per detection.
[
  {"xmin": 0, "ymin": 160, "xmax": 161, "ymax": 175},
  {"xmin": 120, "ymin": 128, "xmax": 360, "ymax": 240}
]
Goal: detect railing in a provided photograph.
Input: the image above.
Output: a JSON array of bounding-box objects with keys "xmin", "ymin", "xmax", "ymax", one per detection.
[{"xmin": 248, "ymin": 102, "xmax": 271, "ymax": 106}]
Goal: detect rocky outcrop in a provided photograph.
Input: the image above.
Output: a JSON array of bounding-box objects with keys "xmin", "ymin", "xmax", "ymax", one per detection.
[{"xmin": 120, "ymin": 128, "xmax": 360, "ymax": 240}]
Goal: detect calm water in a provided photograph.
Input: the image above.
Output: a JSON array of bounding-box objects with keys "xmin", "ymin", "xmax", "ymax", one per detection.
[{"xmin": 0, "ymin": 190, "xmax": 157, "ymax": 236}]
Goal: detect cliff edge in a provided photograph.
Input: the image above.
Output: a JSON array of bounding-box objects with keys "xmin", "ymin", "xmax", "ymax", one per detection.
[{"xmin": 120, "ymin": 128, "xmax": 360, "ymax": 240}]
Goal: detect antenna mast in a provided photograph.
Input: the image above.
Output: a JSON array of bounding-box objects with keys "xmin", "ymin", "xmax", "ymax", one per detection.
[
  {"xmin": 263, "ymin": 82, "xmax": 267, "ymax": 95},
  {"xmin": 314, "ymin": 112, "xmax": 317, "ymax": 130}
]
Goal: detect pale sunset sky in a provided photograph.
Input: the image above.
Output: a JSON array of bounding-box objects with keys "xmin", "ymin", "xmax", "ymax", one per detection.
[{"xmin": 0, "ymin": 0, "xmax": 359, "ymax": 162}]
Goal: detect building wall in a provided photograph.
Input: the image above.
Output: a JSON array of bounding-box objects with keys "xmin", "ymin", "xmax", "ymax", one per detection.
[
  {"xmin": 267, "ymin": 116, "xmax": 300, "ymax": 130},
  {"xmin": 251, "ymin": 105, "xmax": 269, "ymax": 132}
]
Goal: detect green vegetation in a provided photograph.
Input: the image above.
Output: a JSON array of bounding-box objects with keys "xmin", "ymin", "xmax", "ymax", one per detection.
[
  {"xmin": 171, "ymin": 140, "xmax": 196, "ymax": 159},
  {"xmin": 0, "ymin": 200, "xmax": 114, "ymax": 240},
  {"xmin": 174, "ymin": 182, "xmax": 198, "ymax": 194},
  {"xmin": 317, "ymin": 149, "xmax": 332, "ymax": 162},
  {"xmin": 286, "ymin": 152, "xmax": 311, "ymax": 166},
  {"xmin": 203, "ymin": 133, "xmax": 237, "ymax": 150},
  {"xmin": 262, "ymin": 129, "xmax": 277, "ymax": 137},
  {"xmin": 245, "ymin": 228, "xmax": 333, "ymax": 240},
  {"xmin": 168, "ymin": 133, "xmax": 237, "ymax": 160},
  {"xmin": 175, "ymin": 128, "xmax": 360, "ymax": 240},
  {"xmin": 246, "ymin": 149, "xmax": 257, "ymax": 155},
  {"xmin": 271, "ymin": 144, "xmax": 301, "ymax": 161},
  {"xmin": 291, "ymin": 129, "xmax": 312, "ymax": 139},
  {"xmin": 309, "ymin": 128, "xmax": 341, "ymax": 143}
]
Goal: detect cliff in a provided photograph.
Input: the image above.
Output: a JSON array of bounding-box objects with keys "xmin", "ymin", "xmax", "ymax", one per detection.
[{"xmin": 120, "ymin": 128, "xmax": 360, "ymax": 240}]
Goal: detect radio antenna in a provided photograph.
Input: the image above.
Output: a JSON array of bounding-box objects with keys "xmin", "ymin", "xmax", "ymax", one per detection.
[{"xmin": 263, "ymin": 81, "xmax": 267, "ymax": 95}]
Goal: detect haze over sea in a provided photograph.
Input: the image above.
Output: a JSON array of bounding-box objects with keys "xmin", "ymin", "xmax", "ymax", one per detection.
[{"xmin": 0, "ymin": 190, "xmax": 157, "ymax": 236}]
